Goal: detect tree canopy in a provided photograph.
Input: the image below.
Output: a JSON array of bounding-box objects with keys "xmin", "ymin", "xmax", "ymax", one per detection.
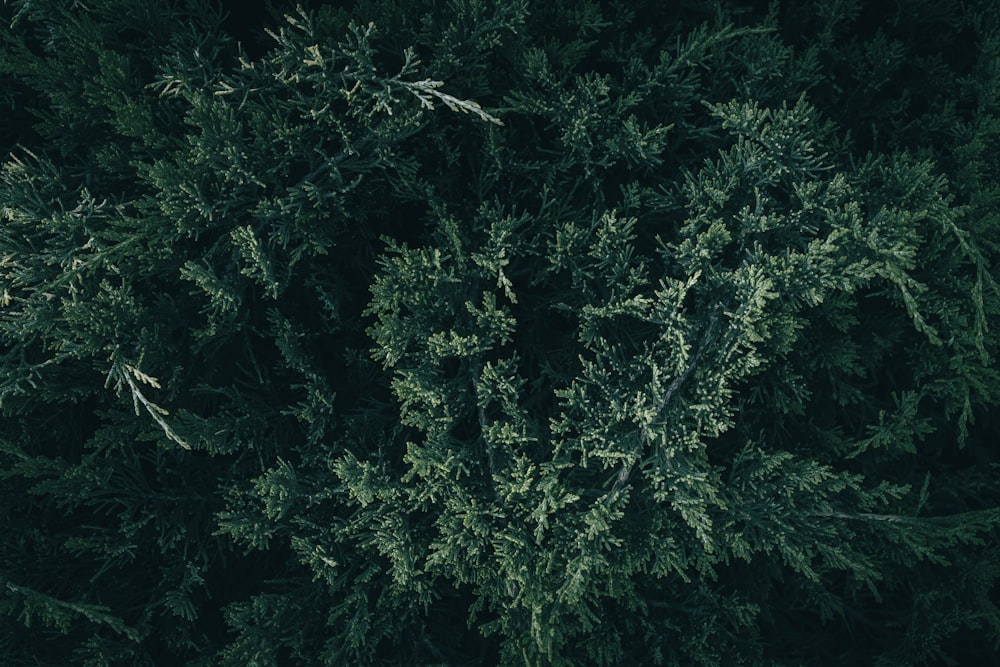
[{"xmin": 2, "ymin": 0, "xmax": 999, "ymax": 664}]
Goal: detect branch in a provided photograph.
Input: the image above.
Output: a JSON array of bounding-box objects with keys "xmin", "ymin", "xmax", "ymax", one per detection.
[
  {"xmin": 107, "ymin": 360, "xmax": 191, "ymax": 450},
  {"xmin": 607, "ymin": 307, "xmax": 722, "ymax": 499}
]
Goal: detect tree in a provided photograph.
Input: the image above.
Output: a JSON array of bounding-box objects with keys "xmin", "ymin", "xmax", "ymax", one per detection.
[{"xmin": 2, "ymin": 0, "xmax": 999, "ymax": 664}]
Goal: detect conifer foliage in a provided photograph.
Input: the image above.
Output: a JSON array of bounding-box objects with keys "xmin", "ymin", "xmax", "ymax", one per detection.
[{"xmin": 2, "ymin": 0, "xmax": 1000, "ymax": 664}]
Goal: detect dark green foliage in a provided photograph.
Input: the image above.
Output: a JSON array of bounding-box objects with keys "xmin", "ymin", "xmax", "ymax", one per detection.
[{"xmin": 2, "ymin": 0, "xmax": 999, "ymax": 665}]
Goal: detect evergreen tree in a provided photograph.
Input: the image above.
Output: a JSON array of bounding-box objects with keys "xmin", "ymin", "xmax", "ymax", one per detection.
[{"xmin": 2, "ymin": 0, "xmax": 999, "ymax": 665}]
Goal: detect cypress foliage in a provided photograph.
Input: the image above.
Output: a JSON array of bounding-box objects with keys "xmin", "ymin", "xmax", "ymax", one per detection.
[{"xmin": 1, "ymin": 0, "xmax": 999, "ymax": 665}]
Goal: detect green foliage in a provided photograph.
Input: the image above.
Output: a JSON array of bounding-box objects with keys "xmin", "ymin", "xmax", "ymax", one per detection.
[{"xmin": 2, "ymin": 0, "xmax": 1000, "ymax": 665}]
